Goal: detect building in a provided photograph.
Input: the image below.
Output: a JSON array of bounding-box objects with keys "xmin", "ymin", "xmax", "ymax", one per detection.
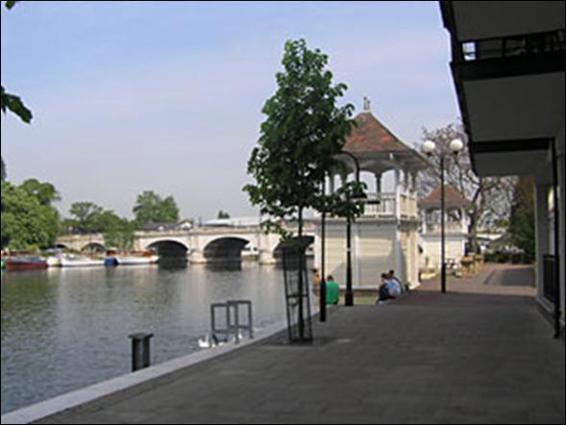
[
  {"xmin": 440, "ymin": 0, "xmax": 565, "ymax": 335},
  {"xmin": 419, "ymin": 184, "xmax": 470, "ymax": 271},
  {"xmin": 314, "ymin": 103, "xmax": 429, "ymax": 289}
]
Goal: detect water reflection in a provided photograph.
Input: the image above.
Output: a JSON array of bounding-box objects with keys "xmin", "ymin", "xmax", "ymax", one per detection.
[{"xmin": 1, "ymin": 262, "xmax": 288, "ymax": 414}]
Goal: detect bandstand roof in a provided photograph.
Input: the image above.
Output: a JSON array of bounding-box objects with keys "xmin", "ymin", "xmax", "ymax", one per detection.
[
  {"xmin": 339, "ymin": 108, "xmax": 429, "ymax": 174},
  {"xmin": 419, "ymin": 185, "xmax": 471, "ymax": 209}
]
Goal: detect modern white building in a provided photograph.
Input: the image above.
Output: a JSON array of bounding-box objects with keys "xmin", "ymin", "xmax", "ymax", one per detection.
[
  {"xmin": 419, "ymin": 185, "xmax": 470, "ymax": 271},
  {"xmin": 314, "ymin": 105, "xmax": 429, "ymax": 290},
  {"xmin": 440, "ymin": 0, "xmax": 565, "ymax": 336}
]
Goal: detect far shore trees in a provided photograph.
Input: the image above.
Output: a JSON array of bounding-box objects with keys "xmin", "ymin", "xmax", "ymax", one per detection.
[
  {"xmin": 133, "ymin": 191, "xmax": 180, "ymax": 228},
  {"xmin": 1, "ymin": 179, "xmax": 60, "ymax": 251}
]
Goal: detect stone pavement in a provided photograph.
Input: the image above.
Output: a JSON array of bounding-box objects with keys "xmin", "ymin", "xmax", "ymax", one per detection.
[{"xmin": 36, "ymin": 264, "xmax": 564, "ymax": 424}]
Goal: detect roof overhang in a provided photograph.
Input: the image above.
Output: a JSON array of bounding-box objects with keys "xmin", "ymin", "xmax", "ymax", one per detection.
[{"xmin": 440, "ymin": 1, "xmax": 565, "ymax": 178}]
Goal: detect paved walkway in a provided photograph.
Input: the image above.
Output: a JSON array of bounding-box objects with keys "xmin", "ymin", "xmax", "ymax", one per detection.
[{"xmin": 37, "ymin": 264, "xmax": 564, "ymax": 424}]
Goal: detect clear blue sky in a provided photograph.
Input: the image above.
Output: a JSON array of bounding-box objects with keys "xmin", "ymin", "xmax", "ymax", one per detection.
[{"xmin": 1, "ymin": 1, "xmax": 459, "ymax": 220}]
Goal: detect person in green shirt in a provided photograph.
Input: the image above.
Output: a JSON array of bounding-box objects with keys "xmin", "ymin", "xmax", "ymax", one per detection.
[{"xmin": 325, "ymin": 275, "xmax": 340, "ymax": 305}]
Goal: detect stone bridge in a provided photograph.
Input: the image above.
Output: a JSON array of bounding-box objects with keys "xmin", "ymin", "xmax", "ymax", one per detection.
[{"xmin": 56, "ymin": 224, "xmax": 314, "ymax": 265}]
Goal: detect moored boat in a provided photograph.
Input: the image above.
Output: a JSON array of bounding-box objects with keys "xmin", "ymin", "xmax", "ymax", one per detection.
[
  {"xmin": 115, "ymin": 255, "xmax": 159, "ymax": 266},
  {"xmin": 59, "ymin": 254, "xmax": 105, "ymax": 268},
  {"xmin": 5, "ymin": 256, "xmax": 48, "ymax": 271},
  {"xmin": 46, "ymin": 257, "xmax": 62, "ymax": 268}
]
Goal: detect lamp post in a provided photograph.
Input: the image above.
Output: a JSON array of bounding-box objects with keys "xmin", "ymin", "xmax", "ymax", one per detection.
[
  {"xmin": 320, "ymin": 178, "xmax": 327, "ymax": 323},
  {"xmin": 337, "ymin": 151, "xmax": 361, "ymax": 307},
  {"xmin": 422, "ymin": 138, "xmax": 464, "ymax": 294}
]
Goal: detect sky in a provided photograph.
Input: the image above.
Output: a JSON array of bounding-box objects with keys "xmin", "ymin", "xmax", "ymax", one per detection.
[{"xmin": 1, "ymin": 1, "xmax": 460, "ymax": 221}]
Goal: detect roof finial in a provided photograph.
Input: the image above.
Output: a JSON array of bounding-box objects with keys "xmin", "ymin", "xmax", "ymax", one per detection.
[{"xmin": 363, "ymin": 96, "xmax": 371, "ymax": 113}]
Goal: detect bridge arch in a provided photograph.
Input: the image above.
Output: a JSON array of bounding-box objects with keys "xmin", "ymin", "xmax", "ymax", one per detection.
[
  {"xmin": 145, "ymin": 239, "xmax": 189, "ymax": 258},
  {"xmin": 81, "ymin": 242, "xmax": 106, "ymax": 254},
  {"xmin": 203, "ymin": 237, "xmax": 253, "ymax": 262}
]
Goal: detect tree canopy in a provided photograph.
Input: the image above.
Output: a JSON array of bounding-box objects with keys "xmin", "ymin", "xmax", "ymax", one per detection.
[
  {"xmin": 1, "ymin": 180, "xmax": 60, "ymax": 250},
  {"xmin": 244, "ymin": 39, "xmax": 363, "ymax": 236},
  {"xmin": 132, "ymin": 190, "xmax": 180, "ymax": 227}
]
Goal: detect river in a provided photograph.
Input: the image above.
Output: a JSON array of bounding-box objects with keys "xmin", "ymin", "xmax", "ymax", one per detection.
[{"xmin": 0, "ymin": 262, "xmax": 295, "ymax": 414}]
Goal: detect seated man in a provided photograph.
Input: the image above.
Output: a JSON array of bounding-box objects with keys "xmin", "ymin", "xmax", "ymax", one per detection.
[
  {"xmin": 377, "ymin": 272, "xmax": 401, "ymax": 303},
  {"xmin": 325, "ymin": 275, "xmax": 340, "ymax": 305},
  {"xmin": 388, "ymin": 270, "xmax": 405, "ymax": 293}
]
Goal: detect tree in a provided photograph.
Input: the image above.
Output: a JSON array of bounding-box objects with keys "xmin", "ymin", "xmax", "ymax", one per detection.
[
  {"xmin": 68, "ymin": 202, "xmax": 104, "ymax": 234},
  {"xmin": 133, "ymin": 191, "xmax": 179, "ymax": 227},
  {"xmin": 244, "ymin": 39, "xmax": 361, "ymax": 238},
  {"xmin": 217, "ymin": 210, "xmax": 230, "ymax": 219},
  {"xmin": 1, "ymin": 181, "xmax": 59, "ymax": 250},
  {"xmin": 508, "ymin": 176, "xmax": 535, "ymax": 262},
  {"xmin": 419, "ymin": 123, "xmax": 516, "ymax": 253},
  {"xmin": 103, "ymin": 216, "xmax": 135, "ymax": 251},
  {"xmin": 20, "ymin": 178, "xmax": 60, "ymax": 206}
]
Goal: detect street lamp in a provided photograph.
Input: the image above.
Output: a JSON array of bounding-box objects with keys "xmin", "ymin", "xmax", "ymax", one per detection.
[
  {"xmin": 335, "ymin": 151, "xmax": 363, "ymax": 307},
  {"xmin": 422, "ymin": 138, "xmax": 464, "ymax": 294}
]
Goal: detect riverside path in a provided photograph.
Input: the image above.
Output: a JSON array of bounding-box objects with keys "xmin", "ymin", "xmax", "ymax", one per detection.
[{"xmin": 24, "ymin": 264, "xmax": 566, "ymax": 424}]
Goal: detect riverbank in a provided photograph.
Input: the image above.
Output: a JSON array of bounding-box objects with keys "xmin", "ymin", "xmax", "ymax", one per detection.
[{"xmin": 7, "ymin": 264, "xmax": 562, "ymax": 424}]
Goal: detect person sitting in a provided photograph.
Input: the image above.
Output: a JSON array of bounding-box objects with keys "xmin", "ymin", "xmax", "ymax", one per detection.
[
  {"xmin": 386, "ymin": 275, "xmax": 402, "ymax": 299},
  {"xmin": 388, "ymin": 270, "xmax": 404, "ymax": 294},
  {"xmin": 325, "ymin": 275, "xmax": 340, "ymax": 305},
  {"xmin": 377, "ymin": 272, "xmax": 401, "ymax": 303}
]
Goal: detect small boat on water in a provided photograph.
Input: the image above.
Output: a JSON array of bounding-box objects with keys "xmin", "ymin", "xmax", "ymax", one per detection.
[
  {"xmin": 46, "ymin": 257, "xmax": 62, "ymax": 268},
  {"xmin": 5, "ymin": 256, "xmax": 48, "ymax": 271},
  {"xmin": 115, "ymin": 255, "xmax": 159, "ymax": 266},
  {"xmin": 59, "ymin": 254, "xmax": 105, "ymax": 268}
]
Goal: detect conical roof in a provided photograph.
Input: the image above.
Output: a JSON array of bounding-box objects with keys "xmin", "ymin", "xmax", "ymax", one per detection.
[
  {"xmin": 343, "ymin": 112, "xmax": 414, "ymax": 154},
  {"xmin": 419, "ymin": 185, "xmax": 470, "ymax": 209}
]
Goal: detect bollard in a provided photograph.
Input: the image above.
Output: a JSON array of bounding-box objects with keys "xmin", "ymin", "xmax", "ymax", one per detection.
[{"xmin": 128, "ymin": 333, "xmax": 153, "ymax": 372}]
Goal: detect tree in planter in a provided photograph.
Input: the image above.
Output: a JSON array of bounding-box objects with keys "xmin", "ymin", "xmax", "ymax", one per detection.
[
  {"xmin": 418, "ymin": 123, "xmax": 516, "ymax": 253},
  {"xmin": 244, "ymin": 39, "xmax": 360, "ymax": 237},
  {"xmin": 244, "ymin": 39, "xmax": 364, "ymax": 340}
]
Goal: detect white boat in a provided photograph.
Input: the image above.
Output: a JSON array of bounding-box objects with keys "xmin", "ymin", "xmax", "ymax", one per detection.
[
  {"xmin": 115, "ymin": 255, "xmax": 159, "ymax": 266},
  {"xmin": 46, "ymin": 257, "xmax": 62, "ymax": 268},
  {"xmin": 60, "ymin": 255, "xmax": 105, "ymax": 268}
]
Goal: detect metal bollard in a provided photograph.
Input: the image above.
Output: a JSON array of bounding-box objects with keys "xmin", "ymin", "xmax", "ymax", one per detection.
[{"xmin": 128, "ymin": 333, "xmax": 153, "ymax": 372}]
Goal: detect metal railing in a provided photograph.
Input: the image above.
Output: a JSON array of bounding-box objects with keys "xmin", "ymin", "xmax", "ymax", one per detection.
[
  {"xmin": 462, "ymin": 29, "xmax": 565, "ymax": 62},
  {"xmin": 211, "ymin": 300, "xmax": 253, "ymax": 345}
]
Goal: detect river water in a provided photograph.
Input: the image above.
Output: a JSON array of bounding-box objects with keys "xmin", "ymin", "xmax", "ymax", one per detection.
[{"xmin": 0, "ymin": 262, "xmax": 294, "ymax": 414}]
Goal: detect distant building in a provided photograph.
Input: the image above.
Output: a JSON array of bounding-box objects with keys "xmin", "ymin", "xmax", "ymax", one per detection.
[
  {"xmin": 202, "ymin": 217, "xmax": 261, "ymax": 228},
  {"xmin": 142, "ymin": 220, "xmax": 193, "ymax": 232},
  {"xmin": 419, "ymin": 185, "xmax": 470, "ymax": 271}
]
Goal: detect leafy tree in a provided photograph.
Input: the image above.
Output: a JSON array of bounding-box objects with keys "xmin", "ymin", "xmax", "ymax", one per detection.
[
  {"xmin": 68, "ymin": 202, "xmax": 104, "ymax": 234},
  {"xmin": 1, "ymin": 1, "xmax": 32, "ymax": 124},
  {"xmin": 244, "ymin": 39, "xmax": 361, "ymax": 238},
  {"xmin": 1, "ymin": 182, "xmax": 59, "ymax": 250},
  {"xmin": 133, "ymin": 191, "xmax": 179, "ymax": 227},
  {"xmin": 418, "ymin": 123, "xmax": 516, "ymax": 253},
  {"xmin": 508, "ymin": 176, "xmax": 535, "ymax": 262},
  {"xmin": 217, "ymin": 210, "xmax": 231, "ymax": 219},
  {"xmin": 103, "ymin": 216, "xmax": 135, "ymax": 251},
  {"xmin": 20, "ymin": 178, "xmax": 61, "ymax": 207}
]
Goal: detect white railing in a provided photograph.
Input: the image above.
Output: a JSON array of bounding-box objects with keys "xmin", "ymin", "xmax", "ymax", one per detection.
[
  {"xmin": 362, "ymin": 193, "xmax": 396, "ymax": 218},
  {"xmin": 425, "ymin": 222, "xmax": 466, "ymax": 234}
]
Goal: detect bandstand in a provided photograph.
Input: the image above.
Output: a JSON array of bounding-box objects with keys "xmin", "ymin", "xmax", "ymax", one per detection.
[{"xmin": 314, "ymin": 101, "xmax": 429, "ymax": 290}]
